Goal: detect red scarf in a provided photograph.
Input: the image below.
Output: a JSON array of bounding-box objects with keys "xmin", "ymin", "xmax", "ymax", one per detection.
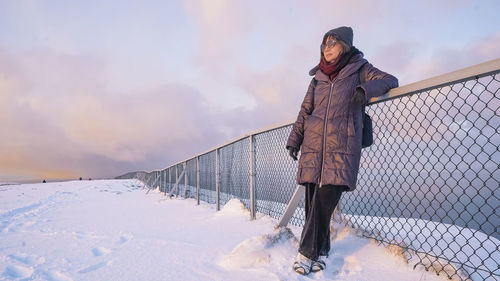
[{"xmin": 319, "ymin": 56, "xmax": 342, "ymax": 81}]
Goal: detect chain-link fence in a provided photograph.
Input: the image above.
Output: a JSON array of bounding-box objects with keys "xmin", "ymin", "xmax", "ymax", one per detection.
[
  {"xmin": 346, "ymin": 68, "xmax": 499, "ymax": 281},
  {"xmin": 219, "ymin": 138, "xmax": 251, "ymax": 209},
  {"xmin": 116, "ymin": 59, "xmax": 499, "ymax": 281},
  {"xmin": 254, "ymin": 126, "xmax": 306, "ymax": 226},
  {"xmin": 199, "ymin": 151, "xmax": 216, "ymax": 204},
  {"xmin": 186, "ymin": 158, "xmax": 197, "ymax": 199}
]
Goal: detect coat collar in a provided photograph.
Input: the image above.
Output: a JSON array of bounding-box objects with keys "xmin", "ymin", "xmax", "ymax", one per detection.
[{"xmin": 309, "ymin": 53, "xmax": 367, "ymax": 82}]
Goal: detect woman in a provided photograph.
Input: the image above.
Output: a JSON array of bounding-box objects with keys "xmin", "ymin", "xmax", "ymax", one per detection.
[{"xmin": 286, "ymin": 26, "xmax": 398, "ymax": 275}]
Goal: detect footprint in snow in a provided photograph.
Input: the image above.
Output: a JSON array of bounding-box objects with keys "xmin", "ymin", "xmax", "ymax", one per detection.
[
  {"xmin": 8, "ymin": 253, "xmax": 45, "ymax": 266},
  {"xmin": 92, "ymin": 247, "xmax": 112, "ymax": 257},
  {"xmin": 3, "ymin": 265, "xmax": 34, "ymax": 279},
  {"xmin": 118, "ymin": 233, "xmax": 133, "ymax": 244},
  {"xmin": 78, "ymin": 261, "xmax": 110, "ymax": 274},
  {"xmin": 44, "ymin": 269, "xmax": 73, "ymax": 281}
]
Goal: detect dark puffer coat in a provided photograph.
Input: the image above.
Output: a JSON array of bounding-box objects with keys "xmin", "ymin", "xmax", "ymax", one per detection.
[{"xmin": 286, "ymin": 53, "xmax": 398, "ymax": 191}]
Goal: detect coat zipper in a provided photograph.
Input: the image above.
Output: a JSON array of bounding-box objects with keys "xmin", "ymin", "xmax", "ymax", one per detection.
[{"xmin": 319, "ymin": 82, "xmax": 335, "ymax": 187}]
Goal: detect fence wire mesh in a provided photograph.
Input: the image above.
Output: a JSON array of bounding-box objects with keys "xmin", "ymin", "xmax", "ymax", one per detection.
[
  {"xmin": 117, "ymin": 67, "xmax": 499, "ymax": 281},
  {"xmin": 199, "ymin": 151, "xmax": 216, "ymax": 204},
  {"xmin": 165, "ymin": 169, "xmax": 170, "ymax": 193},
  {"xmin": 169, "ymin": 166, "xmax": 175, "ymax": 193},
  {"xmin": 254, "ymin": 126, "xmax": 305, "ymax": 226},
  {"xmin": 341, "ymin": 72, "xmax": 499, "ymax": 281},
  {"xmin": 176, "ymin": 163, "xmax": 185, "ymax": 197},
  {"xmin": 186, "ymin": 158, "xmax": 197, "ymax": 199},
  {"xmin": 219, "ymin": 138, "xmax": 251, "ymax": 209},
  {"xmin": 159, "ymin": 170, "xmax": 164, "ymax": 193}
]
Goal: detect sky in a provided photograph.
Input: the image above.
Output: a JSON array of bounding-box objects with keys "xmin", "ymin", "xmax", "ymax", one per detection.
[{"xmin": 0, "ymin": 0, "xmax": 499, "ymax": 182}]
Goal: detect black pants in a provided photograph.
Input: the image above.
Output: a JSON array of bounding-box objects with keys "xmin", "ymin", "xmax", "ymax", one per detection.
[{"xmin": 298, "ymin": 183, "xmax": 346, "ymax": 260}]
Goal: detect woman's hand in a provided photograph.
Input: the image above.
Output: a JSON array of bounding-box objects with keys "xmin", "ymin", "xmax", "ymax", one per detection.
[
  {"xmin": 287, "ymin": 146, "xmax": 299, "ymax": 161},
  {"xmin": 351, "ymin": 88, "xmax": 366, "ymax": 105}
]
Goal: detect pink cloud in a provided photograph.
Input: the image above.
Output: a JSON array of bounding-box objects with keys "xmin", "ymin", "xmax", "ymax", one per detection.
[
  {"xmin": 0, "ymin": 48, "xmax": 235, "ymax": 180},
  {"xmin": 182, "ymin": 0, "xmax": 251, "ymax": 73},
  {"xmin": 409, "ymin": 33, "xmax": 499, "ymax": 85},
  {"xmin": 1, "ymin": 45, "xmax": 307, "ymax": 181}
]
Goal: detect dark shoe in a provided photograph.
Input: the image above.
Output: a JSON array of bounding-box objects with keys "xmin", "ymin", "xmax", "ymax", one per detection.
[
  {"xmin": 311, "ymin": 255, "xmax": 327, "ymax": 272},
  {"xmin": 293, "ymin": 253, "xmax": 312, "ymax": 275}
]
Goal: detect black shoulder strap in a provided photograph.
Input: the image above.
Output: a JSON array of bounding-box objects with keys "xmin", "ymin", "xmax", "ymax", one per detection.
[
  {"xmin": 311, "ymin": 78, "xmax": 317, "ymax": 107},
  {"xmin": 359, "ymin": 62, "xmax": 367, "ymax": 84},
  {"xmin": 359, "ymin": 62, "xmax": 368, "ymax": 120}
]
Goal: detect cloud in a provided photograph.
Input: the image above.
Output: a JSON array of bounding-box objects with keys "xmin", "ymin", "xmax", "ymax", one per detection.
[
  {"xmin": 181, "ymin": 1, "xmax": 317, "ymax": 77},
  {"xmin": 182, "ymin": 0, "xmax": 251, "ymax": 73},
  {"xmin": 362, "ymin": 32, "xmax": 500, "ymax": 86},
  {"xmin": 364, "ymin": 40, "xmax": 427, "ymax": 87},
  {"xmin": 397, "ymin": 32, "xmax": 500, "ymax": 85},
  {"xmin": 0, "ymin": 45, "xmax": 302, "ymax": 181},
  {"xmin": 0, "ymin": 48, "xmax": 235, "ymax": 180},
  {"xmin": 0, "ymin": 45, "xmax": 313, "ymax": 181}
]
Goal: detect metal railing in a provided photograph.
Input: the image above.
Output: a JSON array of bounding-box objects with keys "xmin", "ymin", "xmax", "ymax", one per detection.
[{"xmin": 116, "ymin": 59, "xmax": 500, "ymax": 281}]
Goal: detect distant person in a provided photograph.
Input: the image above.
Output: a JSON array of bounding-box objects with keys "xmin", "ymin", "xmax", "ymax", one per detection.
[
  {"xmin": 79, "ymin": 177, "xmax": 82, "ymax": 181},
  {"xmin": 42, "ymin": 179, "xmax": 46, "ymax": 183},
  {"xmin": 286, "ymin": 26, "xmax": 398, "ymax": 275}
]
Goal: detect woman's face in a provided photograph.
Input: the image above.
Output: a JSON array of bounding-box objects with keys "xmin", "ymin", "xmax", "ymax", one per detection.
[{"xmin": 322, "ymin": 36, "xmax": 342, "ymax": 63}]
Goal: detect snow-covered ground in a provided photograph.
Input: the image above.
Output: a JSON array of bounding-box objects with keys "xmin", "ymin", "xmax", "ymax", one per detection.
[{"xmin": 1, "ymin": 179, "xmax": 453, "ymax": 281}]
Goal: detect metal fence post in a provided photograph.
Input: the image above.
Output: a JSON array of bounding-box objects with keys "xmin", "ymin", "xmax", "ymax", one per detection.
[
  {"xmin": 334, "ymin": 200, "xmax": 342, "ymax": 222},
  {"xmin": 184, "ymin": 161, "xmax": 188, "ymax": 198},
  {"xmin": 167, "ymin": 169, "xmax": 170, "ymax": 193},
  {"xmin": 175, "ymin": 165, "xmax": 178, "ymax": 195},
  {"xmin": 216, "ymin": 148, "xmax": 220, "ymax": 211},
  {"xmin": 196, "ymin": 156, "xmax": 200, "ymax": 205},
  {"xmin": 165, "ymin": 167, "xmax": 170, "ymax": 195},
  {"xmin": 249, "ymin": 135, "xmax": 256, "ymax": 220}
]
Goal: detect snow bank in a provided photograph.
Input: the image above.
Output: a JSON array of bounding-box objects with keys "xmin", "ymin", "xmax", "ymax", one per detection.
[
  {"xmin": 219, "ymin": 227, "xmax": 298, "ymax": 269},
  {"xmin": 343, "ymin": 214, "xmax": 499, "ymax": 280}
]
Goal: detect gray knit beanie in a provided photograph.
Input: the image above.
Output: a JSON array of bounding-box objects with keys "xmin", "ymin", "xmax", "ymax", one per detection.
[{"xmin": 323, "ymin": 26, "xmax": 354, "ymax": 47}]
